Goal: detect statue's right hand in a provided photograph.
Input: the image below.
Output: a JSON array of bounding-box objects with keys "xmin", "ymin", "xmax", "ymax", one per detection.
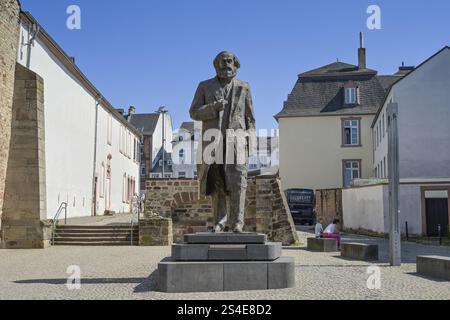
[{"xmin": 211, "ymin": 99, "xmax": 227, "ymax": 112}]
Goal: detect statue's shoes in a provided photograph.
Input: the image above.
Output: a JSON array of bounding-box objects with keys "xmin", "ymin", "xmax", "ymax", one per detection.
[
  {"xmin": 214, "ymin": 223, "xmax": 224, "ymax": 233},
  {"xmin": 232, "ymin": 225, "xmax": 243, "ymax": 233}
]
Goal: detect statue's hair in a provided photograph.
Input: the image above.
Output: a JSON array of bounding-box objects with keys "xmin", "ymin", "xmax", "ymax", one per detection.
[{"xmin": 213, "ymin": 51, "xmax": 241, "ymax": 70}]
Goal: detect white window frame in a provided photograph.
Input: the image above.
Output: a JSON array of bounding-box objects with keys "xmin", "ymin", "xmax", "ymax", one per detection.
[
  {"xmin": 342, "ymin": 119, "xmax": 360, "ymax": 146},
  {"xmin": 343, "ymin": 160, "xmax": 361, "ymax": 187},
  {"xmin": 345, "ymin": 87, "xmax": 357, "ymax": 104}
]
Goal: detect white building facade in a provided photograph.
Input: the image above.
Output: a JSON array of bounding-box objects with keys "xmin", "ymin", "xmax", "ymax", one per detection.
[
  {"xmin": 345, "ymin": 47, "xmax": 450, "ymax": 237},
  {"xmin": 18, "ymin": 12, "xmax": 140, "ymax": 219},
  {"xmin": 171, "ymin": 122, "xmax": 199, "ymax": 179}
]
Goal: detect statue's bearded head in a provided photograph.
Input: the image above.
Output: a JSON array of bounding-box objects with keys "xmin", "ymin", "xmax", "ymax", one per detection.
[{"xmin": 214, "ymin": 51, "xmax": 240, "ymax": 80}]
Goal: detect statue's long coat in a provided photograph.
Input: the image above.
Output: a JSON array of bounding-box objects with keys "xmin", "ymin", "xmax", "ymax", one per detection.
[{"xmin": 190, "ymin": 77, "xmax": 256, "ymax": 197}]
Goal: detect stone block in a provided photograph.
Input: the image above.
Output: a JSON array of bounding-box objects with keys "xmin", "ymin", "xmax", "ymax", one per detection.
[
  {"xmin": 307, "ymin": 237, "xmax": 337, "ymax": 252},
  {"xmin": 247, "ymin": 243, "xmax": 282, "ymax": 260},
  {"xmin": 417, "ymin": 256, "xmax": 450, "ymax": 281},
  {"xmin": 158, "ymin": 257, "xmax": 224, "ymax": 293},
  {"xmin": 268, "ymin": 257, "xmax": 296, "ymax": 289},
  {"xmin": 341, "ymin": 243, "xmax": 379, "ymax": 261},
  {"xmin": 223, "ymin": 262, "xmax": 267, "ymax": 291},
  {"xmin": 157, "ymin": 257, "xmax": 295, "ymax": 292},
  {"xmin": 184, "ymin": 232, "xmax": 267, "ymax": 244},
  {"xmin": 172, "ymin": 243, "xmax": 209, "ymax": 261}
]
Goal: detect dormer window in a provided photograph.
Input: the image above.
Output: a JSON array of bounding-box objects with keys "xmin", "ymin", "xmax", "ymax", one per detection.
[
  {"xmin": 344, "ymin": 81, "xmax": 359, "ymax": 105},
  {"xmin": 345, "ymin": 87, "xmax": 357, "ymax": 104}
]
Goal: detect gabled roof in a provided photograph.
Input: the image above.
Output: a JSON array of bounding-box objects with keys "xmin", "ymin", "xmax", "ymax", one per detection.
[
  {"xmin": 128, "ymin": 113, "xmax": 160, "ymax": 135},
  {"xmin": 299, "ymin": 61, "xmax": 377, "ymax": 78},
  {"xmin": 151, "ymin": 147, "xmax": 172, "ymax": 173},
  {"xmin": 371, "ymin": 46, "xmax": 450, "ymax": 128},
  {"xmin": 274, "ymin": 56, "xmax": 415, "ymax": 119},
  {"xmin": 180, "ymin": 121, "xmax": 194, "ymax": 133}
]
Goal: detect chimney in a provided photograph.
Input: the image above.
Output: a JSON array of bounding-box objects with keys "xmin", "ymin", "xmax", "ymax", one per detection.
[
  {"xmin": 358, "ymin": 32, "xmax": 366, "ymax": 69},
  {"xmin": 125, "ymin": 106, "xmax": 135, "ymax": 121}
]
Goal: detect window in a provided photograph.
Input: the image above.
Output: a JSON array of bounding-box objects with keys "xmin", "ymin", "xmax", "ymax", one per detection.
[
  {"xmin": 179, "ymin": 149, "xmax": 185, "ymax": 164},
  {"xmin": 179, "ymin": 136, "xmax": 184, "ymax": 142},
  {"xmin": 345, "ymin": 87, "xmax": 357, "ymax": 104},
  {"xmin": 151, "ymin": 173, "xmax": 161, "ymax": 179},
  {"xmin": 164, "ymin": 173, "xmax": 172, "ymax": 178},
  {"xmin": 178, "ymin": 171, "xmax": 186, "ymax": 178},
  {"xmin": 342, "ymin": 119, "xmax": 360, "ymax": 146},
  {"xmin": 141, "ymin": 166, "xmax": 146, "ymax": 176},
  {"xmin": 122, "ymin": 173, "xmax": 127, "ymax": 202},
  {"xmin": 383, "ymin": 157, "xmax": 387, "ymax": 178},
  {"xmin": 100, "ymin": 162, "xmax": 105, "ymax": 198},
  {"xmin": 159, "ymin": 160, "xmax": 163, "ymax": 167},
  {"xmin": 167, "ymin": 160, "xmax": 172, "ymax": 166},
  {"xmin": 194, "ymin": 171, "xmax": 198, "ymax": 178},
  {"xmin": 107, "ymin": 114, "xmax": 112, "ymax": 145},
  {"xmin": 343, "ymin": 160, "xmax": 361, "ymax": 187},
  {"xmin": 382, "ymin": 113, "xmax": 385, "ymax": 138}
]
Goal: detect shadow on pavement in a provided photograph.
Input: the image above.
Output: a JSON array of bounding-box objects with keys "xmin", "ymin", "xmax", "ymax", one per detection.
[{"xmin": 15, "ymin": 277, "xmax": 147, "ymax": 285}]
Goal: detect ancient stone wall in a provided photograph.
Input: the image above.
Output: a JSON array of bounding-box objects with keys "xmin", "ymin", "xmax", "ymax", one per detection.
[
  {"xmin": 144, "ymin": 177, "xmax": 299, "ymax": 245},
  {"xmin": 1, "ymin": 63, "xmax": 49, "ymax": 249},
  {"xmin": 0, "ymin": 0, "xmax": 21, "ymax": 234}
]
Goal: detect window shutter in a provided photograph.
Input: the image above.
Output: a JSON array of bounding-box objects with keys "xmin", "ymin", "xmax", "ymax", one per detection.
[{"xmin": 356, "ymin": 87, "xmax": 361, "ymax": 105}]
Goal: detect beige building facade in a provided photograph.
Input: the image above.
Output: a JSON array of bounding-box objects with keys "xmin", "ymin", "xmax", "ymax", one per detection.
[
  {"xmin": 276, "ymin": 36, "xmax": 405, "ymax": 191},
  {"xmin": 279, "ymin": 115, "xmax": 375, "ymax": 191}
]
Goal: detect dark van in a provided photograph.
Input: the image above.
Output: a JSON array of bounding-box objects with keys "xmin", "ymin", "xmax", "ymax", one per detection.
[{"xmin": 286, "ymin": 189, "xmax": 316, "ymax": 225}]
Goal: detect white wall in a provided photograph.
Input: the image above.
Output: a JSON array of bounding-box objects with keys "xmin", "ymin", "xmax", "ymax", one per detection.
[
  {"xmin": 151, "ymin": 114, "xmax": 173, "ymax": 163},
  {"xmin": 172, "ymin": 129, "xmax": 198, "ymax": 178},
  {"xmin": 95, "ymin": 106, "xmax": 140, "ymax": 214},
  {"xmin": 374, "ymin": 48, "xmax": 450, "ymax": 180},
  {"xmin": 342, "ymin": 184, "xmax": 423, "ymax": 235},
  {"xmin": 18, "ymin": 22, "xmax": 139, "ymax": 218},
  {"xmin": 342, "ymin": 185, "xmax": 386, "ymax": 233}
]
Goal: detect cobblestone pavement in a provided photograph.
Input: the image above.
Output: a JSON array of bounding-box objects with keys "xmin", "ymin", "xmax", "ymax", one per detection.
[{"xmin": 0, "ymin": 228, "xmax": 449, "ymax": 300}]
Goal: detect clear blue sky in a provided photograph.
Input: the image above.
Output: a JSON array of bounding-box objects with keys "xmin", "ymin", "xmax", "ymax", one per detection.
[{"xmin": 20, "ymin": 0, "xmax": 450, "ymax": 131}]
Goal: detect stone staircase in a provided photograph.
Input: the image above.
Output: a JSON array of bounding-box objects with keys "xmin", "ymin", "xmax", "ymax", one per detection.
[{"xmin": 53, "ymin": 224, "xmax": 139, "ymax": 246}]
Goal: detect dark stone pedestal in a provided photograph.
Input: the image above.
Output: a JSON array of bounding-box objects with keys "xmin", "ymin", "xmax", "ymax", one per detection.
[{"xmin": 157, "ymin": 232, "xmax": 295, "ymax": 292}]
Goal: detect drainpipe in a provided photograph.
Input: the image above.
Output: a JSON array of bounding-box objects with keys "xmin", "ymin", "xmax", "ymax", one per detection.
[
  {"xmin": 25, "ymin": 22, "xmax": 40, "ymax": 68},
  {"xmin": 91, "ymin": 95, "xmax": 103, "ymax": 216}
]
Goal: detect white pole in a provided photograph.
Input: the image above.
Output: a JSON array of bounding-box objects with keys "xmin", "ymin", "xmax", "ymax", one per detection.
[{"xmin": 387, "ymin": 103, "xmax": 401, "ymax": 266}]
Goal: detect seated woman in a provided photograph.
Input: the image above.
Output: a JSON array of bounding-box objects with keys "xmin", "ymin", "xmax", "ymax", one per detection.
[{"xmin": 323, "ymin": 219, "xmax": 341, "ymax": 248}]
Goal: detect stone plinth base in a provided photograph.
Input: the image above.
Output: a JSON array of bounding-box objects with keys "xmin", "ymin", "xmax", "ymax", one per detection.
[
  {"xmin": 417, "ymin": 256, "xmax": 450, "ymax": 281},
  {"xmin": 341, "ymin": 243, "xmax": 378, "ymax": 261},
  {"xmin": 157, "ymin": 232, "xmax": 295, "ymax": 292},
  {"xmin": 139, "ymin": 217, "xmax": 173, "ymax": 246},
  {"xmin": 307, "ymin": 237, "xmax": 338, "ymax": 252},
  {"xmin": 158, "ymin": 256, "xmax": 295, "ymax": 293}
]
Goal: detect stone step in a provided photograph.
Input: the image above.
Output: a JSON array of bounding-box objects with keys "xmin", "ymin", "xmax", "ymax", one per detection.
[
  {"xmin": 184, "ymin": 232, "xmax": 267, "ymax": 244},
  {"xmin": 55, "ymin": 227, "xmax": 137, "ymax": 232},
  {"xmin": 55, "ymin": 230, "xmax": 138, "ymax": 235},
  {"xmin": 53, "ymin": 241, "xmax": 138, "ymax": 246},
  {"xmin": 54, "ymin": 236, "xmax": 136, "ymax": 241},
  {"xmin": 172, "ymin": 242, "xmax": 282, "ymax": 261},
  {"xmin": 55, "ymin": 225, "xmax": 137, "ymax": 229}
]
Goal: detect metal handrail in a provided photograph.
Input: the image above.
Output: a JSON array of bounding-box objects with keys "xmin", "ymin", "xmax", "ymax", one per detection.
[{"xmin": 51, "ymin": 202, "xmax": 68, "ymax": 245}]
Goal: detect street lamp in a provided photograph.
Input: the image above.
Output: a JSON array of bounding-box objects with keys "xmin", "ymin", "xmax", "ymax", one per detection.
[{"xmin": 156, "ymin": 106, "xmax": 168, "ymax": 178}]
